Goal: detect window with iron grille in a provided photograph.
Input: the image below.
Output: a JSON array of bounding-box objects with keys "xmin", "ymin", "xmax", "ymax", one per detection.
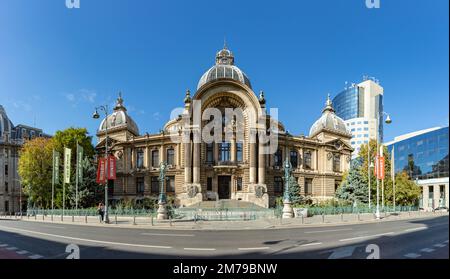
[
  {"xmin": 274, "ymin": 176, "xmax": 283, "ymax": 193},
  {"xmin": 136, "ymin": 177, "xmax": 145, "ymax": 194}
]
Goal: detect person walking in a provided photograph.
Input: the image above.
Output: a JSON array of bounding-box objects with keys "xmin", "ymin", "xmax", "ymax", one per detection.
[{"xmin": 97, "ymin": 203, "xmax": 104, "ymax": 223}]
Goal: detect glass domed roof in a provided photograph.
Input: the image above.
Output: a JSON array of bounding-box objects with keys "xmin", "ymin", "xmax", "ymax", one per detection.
[
  {"xmin": 309, "ymin": 95, "xmax": 350, "ymax": 137},
  {"xmin": 197, "ymin": 45, "xmax": 252, "ymax": 90}
]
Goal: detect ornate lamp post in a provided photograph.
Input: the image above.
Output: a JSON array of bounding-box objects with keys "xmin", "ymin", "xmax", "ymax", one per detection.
[
  {"xmin": 282, "ymin": 158, "xmax": 294, "ymax": 218},
  {"xmin": 375, "ymin": 111, "xmax": 392, "ymax": 220},
  {"xmin": 157, "ymin": 161, "xmax": 169, "ymax": 220},
  {"xmin": 93, "ymin": 105, "xmax": 110, "ymax": 224}
]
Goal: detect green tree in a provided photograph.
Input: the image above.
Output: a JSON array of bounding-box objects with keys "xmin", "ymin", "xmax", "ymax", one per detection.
[
  {"xmin": 385, "ymin": 172, "xmax": 421, "ymax": 206},
  {"xmin": 358, "ymin": 139, "xmax": 393, "ymax": 202},
  {"xmin": 288, "ymin": 175, "xmax": 302, "ymax": 205},
  {"xmin": 335, "ymin": 158, "xmax": 369, "ymax": 205},
  {"xmin": 18, "ymin": 137, "xmax": 55, "ymax": 208},
  {"xmin": 67, "ymin": 157, "xmax": 103, "ymax": 208}
]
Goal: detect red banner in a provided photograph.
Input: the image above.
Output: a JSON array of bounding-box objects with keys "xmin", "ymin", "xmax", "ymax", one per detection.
[
  {"xmin": 374, "ymin": 155, "xmax": 385, "ymax": 180},
  {"xmin": 378, "ymin": 156, "xmax": 385, "ymax": 180},
  {"xmin": 107, "ymin": 156, "xmax": 116, "ymax": 180},
  {"xmin": 96, "ymin": 158, "xmax": 107, "ymax": 184}
]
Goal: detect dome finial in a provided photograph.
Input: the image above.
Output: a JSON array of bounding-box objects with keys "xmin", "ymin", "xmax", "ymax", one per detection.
[
  {"xmin": 322, "ymin": 94, "xmax": 334, "ymax": 113},
  {"xmin": 114, "ymin": 91, "xmax": 126, "ymax": 111},
  {"xmin": 223, "ymin": 36, "xmax": 227, "ymax": 50},
  {"xmin": 259, "ymin": 90, "xmax": 266, "ymax": 105},
  {"xmin": 184, "ymin": 89, "xmax": 192, "ymax": 104}
]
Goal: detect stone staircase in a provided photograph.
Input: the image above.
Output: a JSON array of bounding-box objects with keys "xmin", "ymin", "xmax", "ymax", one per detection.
[{"xmin": 189, "ymin": 200, "xmax": 265, "ymax": 210}]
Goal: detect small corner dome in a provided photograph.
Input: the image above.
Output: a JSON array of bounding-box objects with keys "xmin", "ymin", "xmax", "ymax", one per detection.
[
  {"xmin": 98, "ymin": 94, "xmax": 140, "ymax": 136},
  {"xmin": 197, "ymin": 45, "xmax": 252, "ymax": 90},
  {"xmin": 309, "ymin": 95, "xmax": 350, "ymax": 137}
]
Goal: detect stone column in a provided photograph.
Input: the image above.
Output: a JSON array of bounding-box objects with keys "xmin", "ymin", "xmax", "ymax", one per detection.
[
  {"xmin": 214, "ymin": 142, "xmax": 220, "ymax": 163},
  {"xmin": 159, "ymin": 145, "xmax": 165, "ymax": 164},
  {"xmin": 192, "ymin": 130, "xmax": 201, "ymax": 184},
  {"xmin": 434, "ymin": 185, "xmax": 440, "ymax": 209},
  {"xmin": 445, "ymin": 184, "xmax": 449, "ymax": 209},
  {"xmin": 249, "ymin": 131, "xmax": 257, "ymax": 184},
  {"xmin": 231, "ymin": 134, "xmax": 236, "ymax": 162},
  {"xmin": 193, "ymin": 140, "xmax": 201, "ymax": 184},
  {"xmin": 422, "ymin": 185, "xmax": 429, "ymax": 211},
  {"xmin": 258, "ymin": 142, "xmax": 265, "ymax": 184},
  {"xmin": 184, "ymin": 141, "xmax": 192, "ymax": 184}
]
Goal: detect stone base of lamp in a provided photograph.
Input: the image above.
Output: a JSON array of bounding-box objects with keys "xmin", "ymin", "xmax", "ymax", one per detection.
[
  {"xmin": 157, "ymin": 202, "xmax": 168, "ymax": 220},
  {"xmin": 282, "ymin": 201, "xmax": 294, "ymax": 219}
]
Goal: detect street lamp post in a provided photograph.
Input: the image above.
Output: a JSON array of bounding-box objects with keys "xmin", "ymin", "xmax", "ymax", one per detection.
[
  {"xmin": 375, "ymin": 111, "xmax": 392, "ymax": 219},
  {"xmin": 282, "ymin": 158, "xmax": 294, "ymax": 219},
  {"xmin": 93, "ymin": 105, "xmax": 110, "ymax": 224}
]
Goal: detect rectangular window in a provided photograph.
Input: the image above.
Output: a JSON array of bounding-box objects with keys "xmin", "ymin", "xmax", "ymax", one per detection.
[
  {"xmin": 236, "ymin": 142, "xmax": 243, "ymax": 162},
  {"xmin": 364, "ymin": 127, "xmax": 369, "ymax": 131},
  {"xmin": 364, "ymin": 121, "xmax": 369, "ymax": 124},
  {"xmin": 274, "ymin": 176, "xmax": 283, "ymax": 193},
  {"xmin": 206, "ymin": 144, "xmax": 214, "ymax": 163},
  {"xmin": 304, "ymin": 151, "xmax": 312, "ymax": 170},
  {"xmin": 219, "ymin": 142, "xmax": 231, "ymax": 162},
  {"xmin": 333, "ymin": 154, "xmax": 341, "ymax": 172},
  {"xmin": 4, "ymin": 201, "xmax": 9, "ymax": 213},
  {"xmin": 151, "ymin": 176, "xmax": 159, "ymax": 193},
  {"xmin": 151, "ymin": 150, "xmax": 159, "ymax": 167},
  {"xmin": 5, "ymin": 182, "xmax": 8, "ymax": 192},
  {"xmin": 137, "ymin": 149, "xmax": 144, "ymax": 168},
  {"xmin": 136, "ymin": 177, "xmax": 145, "ymax": 194},
  {"xmin": 290, "ymin": 150, "xmax": 298, "ymax": 168},
  {"xmin": 236, "ymin": 177, "xmax": 243, "ymax": 191},
  {"xmin": 167, "ymin": 176, "xmax": 175, "ymax": 192},
  {"xmin": 207, "ymin": 177, "xmax": 213, "ymax": 191},
  {"xmin": 4, "ymin": 165, "xmax": 8, "ymax": 176},
  {"xmin": 274, "ymin": 149, "xmax": 283, "ymax": 167},
  {"xmin": 305, "ymin": 178, "xmax": 313, "ymax": 195},
  {"xmin": 167, "ymin": 148, "xmax": 175, "ymax": 166}
]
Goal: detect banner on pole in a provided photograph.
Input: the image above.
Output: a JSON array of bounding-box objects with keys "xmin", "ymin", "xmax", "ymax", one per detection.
[
  {"xmin": 107, "ymin": 155, "xmax": 116, "ymax": 180},
  {"xmin": 63, "ymin": 147, "xmax": 71, "ymax": 184},
  {"xmin": 376, "ymin": 155, "xmax": 385, "ymax": 180},
  {"xmin": 76, "ymin": 143, "xmax": 84, "ymax": 181},
  {"xmin": 96, "ymin": 158, "xmax": 107, "ymax": 184},
  {"xmin": 53, "ymin": 150, "xmax": 60, "ymax": 183}
]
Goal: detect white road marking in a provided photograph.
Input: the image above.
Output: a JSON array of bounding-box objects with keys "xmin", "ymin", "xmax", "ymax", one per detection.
[
  {"xmin": 184, "ymin": 248, "xmax": 216, "ymax": 251},
  {"xmin": 238, "ymin": 247, "xmax": 270, "ymax": 251},
  {"xmin": 304, "ymin": 228, "xmax": 352, "ymax": 234},
  {"xmin": 6, "ymin": 246, "xmax": 17, "ymax": 251},
  {"xmin": 16, "ymin": 250, "xmax": 29, "ymax": 255},
  {"xmin": 404, "ymin": 253, "xmax": 421, "ymax": 259},
  {"xmin": 420, "ymin": 248, "xmax": 435, "ymax": 253},
  {"xmin": 339, "ymin": 232, "xmax": 395, "ymax": 242},
  {"xmin": 299, "ymin": 242, "xmax": 323, "ymax": 247},
  {"xmin": 0, "ymin": 244, "xmax": 8, "ymax": 247},
  {"xmin": 0, "ymin": 225, "xmax": 173, "ymax": 250},
  {"xmin": 141, "ymin": 233, "xmax": 195, "ymax": 237},
  {"xmin": 328, "ymin": 246, "xmax": 357, "ymax": 259},
  {"xmin": 403, "ymin": 227, "xmax": 427, "ymax": 232},
  {"xmin": 43, "ymin": 225, "xmax": 66, "ymax": 229},
  {"xmin": 434, "ymin": 244, "xmax": 446, "ymax": 248},
  {"xmin": 29, "ymin": 254, "xmax": 43, "ymax": 259}
]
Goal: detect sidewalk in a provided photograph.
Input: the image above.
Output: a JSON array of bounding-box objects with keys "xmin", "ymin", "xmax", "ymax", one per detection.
[{"xmin": 2, "ymin": 211, "xmax": 448, "ymax": 231}]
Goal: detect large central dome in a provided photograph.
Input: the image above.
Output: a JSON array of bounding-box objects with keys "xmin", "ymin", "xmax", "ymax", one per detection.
[{"xmin": 197, "ymin": 45, "xmax": 252, "ymax": 90}]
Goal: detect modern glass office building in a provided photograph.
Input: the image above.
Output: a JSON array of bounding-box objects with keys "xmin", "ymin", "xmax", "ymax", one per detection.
[
  {"xmin": 333, "ymin": 78, "xmax": 384, "ymax": 157},
  {"xmin": 386, "ymin": 127, "xmax": 449, "ymax": 210}
]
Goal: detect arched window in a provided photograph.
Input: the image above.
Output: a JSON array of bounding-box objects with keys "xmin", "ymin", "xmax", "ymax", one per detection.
[
  {"xmin": 236, "ymin": 142, "xmax": 243, "ymax": 162},
  {"xmin": 333, "ymin": 154, "xmax": 341, "ymax": 172},
  {"xmin": 206, "ymin": 143, "xmax": 214, "ymax": 163},
  {"xmin": 304, "ymin": 151, "xmax": 312, "ymax": 170},
  {"xmin": 151, "ymin": 150, "xmax": 159, "ymax": 167}
]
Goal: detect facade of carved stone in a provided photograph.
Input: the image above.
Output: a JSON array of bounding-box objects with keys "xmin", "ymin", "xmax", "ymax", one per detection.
[{"xmin": 95, "ymin": 46, "xmax": 353, "ymax": 208}]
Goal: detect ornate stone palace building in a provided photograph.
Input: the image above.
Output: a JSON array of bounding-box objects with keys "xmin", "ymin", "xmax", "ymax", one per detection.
[
  {"xmin": 1, "ymin": 105, "xmax": 50, "ymax": 214},
  {"xmin": 96, "ymin": 46, "xmax": 353, "ymax": 208}
]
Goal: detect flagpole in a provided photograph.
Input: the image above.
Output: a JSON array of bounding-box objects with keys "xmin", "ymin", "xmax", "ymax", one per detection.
[
  {"xmin": 75, "ymin": 141, "xmax": 79, "ymax": 212},
  {"xmin": 392, "ymin": 145, "xmax": 396, "ymax": 212},
  {"xmin": 51, "ymin": 149, "xmax": 55, "ymax": 212}
]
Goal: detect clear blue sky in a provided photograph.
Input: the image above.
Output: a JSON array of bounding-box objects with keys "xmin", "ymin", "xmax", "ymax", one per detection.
[{"xmin": 0, "ymin": 0, "xmax": 448, "ymax": 143}]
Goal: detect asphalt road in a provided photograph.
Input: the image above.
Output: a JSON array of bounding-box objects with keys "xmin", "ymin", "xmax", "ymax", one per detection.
[{"xmin": 0, "ymin": 215, "xmax": 448, "ymax": 259}]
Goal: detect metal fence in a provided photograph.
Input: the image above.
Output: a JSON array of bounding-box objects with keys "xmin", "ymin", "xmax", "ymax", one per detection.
[
  {"xmin": 26, "ymin": 208, "xmax": 156, "ymax": 217},
  {"xmin": 306, "ymin": 205, "xmax": 419, "ymax": 216},
  {"xmin": 174, "ymin": 207, "xmax": 277, "ymax": 221}
]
